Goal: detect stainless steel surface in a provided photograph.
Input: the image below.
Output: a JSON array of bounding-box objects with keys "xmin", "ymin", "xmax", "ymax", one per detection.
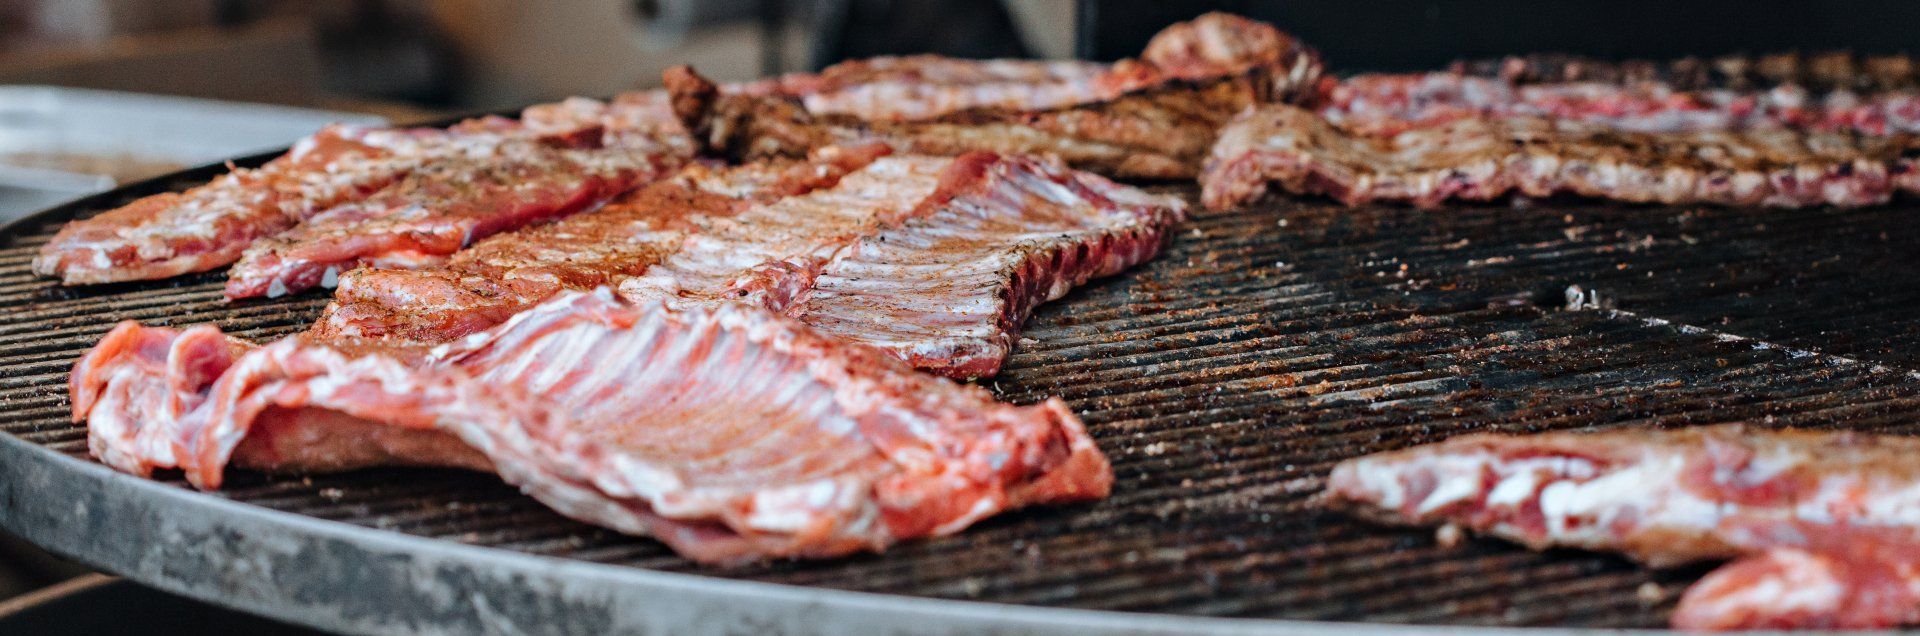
[{"xmin": 3, "ymin": 154, "xmax": 1920, "ymax": 633}]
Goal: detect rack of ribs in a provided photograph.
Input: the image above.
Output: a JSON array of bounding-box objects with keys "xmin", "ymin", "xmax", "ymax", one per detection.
[
  {"xmin": 72, "ymin": 289, "xmax": 1112, "ymax": 564},
  {"xmin": 1202, "ymin": 103, "xmax": 1920, "ymax": 210},
  {"xmin": 1323, "ymin": 425, "xmax": 1920, "ymax": 630},
  {"xmin": 317, "ymin": 147, "xmax": 1184, "ymax": 379}
]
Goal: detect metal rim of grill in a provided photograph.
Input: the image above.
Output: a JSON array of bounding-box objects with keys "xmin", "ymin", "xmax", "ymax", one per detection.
[{"xmin": 5, "ymin": 146, "xmax": 1920, "ymax": 634}]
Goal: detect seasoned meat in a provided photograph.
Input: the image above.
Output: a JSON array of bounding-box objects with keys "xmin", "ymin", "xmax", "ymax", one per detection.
[
  {"xmin": 669, "ymin": 12, "xmax": 1322, "ymax": 179},
  {"xmin": 1202, "ymin": 103, "xmax": 1920, "ymax": 210},
  {"xmin": 37, "ymin": 92, "xmax": 693, "ymax": 289},
  {"xmin": 311, "ymin": 144, "xmax": 891, "ymax": 343}
]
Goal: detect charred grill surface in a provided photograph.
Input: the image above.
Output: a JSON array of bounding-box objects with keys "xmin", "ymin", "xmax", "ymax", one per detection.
[{"xmin": 6, "ymin": 160, "xmax": 1920, "ymax": 628}]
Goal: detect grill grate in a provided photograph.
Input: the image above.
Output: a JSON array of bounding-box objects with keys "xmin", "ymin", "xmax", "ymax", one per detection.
[{"xmin": 5, "ymin": 166, "xmax": 1920, "ymax": 628}]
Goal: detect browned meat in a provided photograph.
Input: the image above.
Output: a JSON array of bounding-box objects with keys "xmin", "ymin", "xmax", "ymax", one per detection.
[
  {"xmin": 1202, "ymin": 103, "xmax": 1920, "ymax": 210},
  {"xmin": 1324, "ymin": 425, "xmax": 1920, "ymax": 630},
  {"xmin": 73, "ymin": 289, "xmax": 1112, "ymax": 564},
  {"xmin": 668, "ymin": 12, "xmax": 1323, "ymax": 179},
  {"xmin": 312, "ymin": 144, "xmax": 892, "ymax": 343}
]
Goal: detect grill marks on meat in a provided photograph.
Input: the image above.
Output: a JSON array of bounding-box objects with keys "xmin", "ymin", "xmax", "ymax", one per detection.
[
  {"xmin": 738, "ymin": 12, "xmax": 1316, "ymax": 123},
  {"xmin": 223, "ymin": 100, "xmax": 693, "ymax": 300},
  {"xmin": 32, "ymin": 124, "xmax": 440, "ymax": 285},
  {"xmin": 788, "ymin": 156, "xmax": 1186, "ymax": 378},
  {"xmin": 1320, "ymin": 73, "xmax": 1920, "ymax": 136},
  {"xmin": 670, "ymin": 13, "xmax": 1322, "ymax": 179},
  {"xmin": 1324, "ymin": 425, "xmax": 1920, "ymax": 629},
  {"xmin": 312, "ymin": 145, "xmax": 891, "ymax": 344},
  {"xmin": 38, "ymin": 91, "xmax": 691, "ymax": 290},
  {"xmin": 1202, "ymin": 103, "xmax": 1920, "ymax": 210},
  {"xmin": 72, "ymin": 290, "xmax": 1112, "ymax": 563}
]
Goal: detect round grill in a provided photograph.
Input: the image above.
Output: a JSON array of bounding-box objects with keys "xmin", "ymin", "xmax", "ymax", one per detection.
[{"xmin": 5, "ymin": 155, "xmax": 1920, "ymax": 633}]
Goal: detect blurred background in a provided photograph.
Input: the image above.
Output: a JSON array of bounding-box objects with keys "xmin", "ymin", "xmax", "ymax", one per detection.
[{"xmin": 0, "ymin": 0, "xmax": 1912, "ymax": 631}]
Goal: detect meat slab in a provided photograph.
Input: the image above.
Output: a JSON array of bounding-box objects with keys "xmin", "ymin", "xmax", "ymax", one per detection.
[
  {"xmin": 37, "ymin": 91, "xmax": 691, "ymax": 289},
  {"xmin": 1323, "ymin": 425, "xmax": 1920, "ymax": 629},
  {"xmin": 1202, "ymin": 103, "xmax": 1920, "ymax": 210},
  {"xmin": 673, "ymin": 12, "xmax": 1323, "ymax": 179},
  {"xmin": 72, "ymin": 289, "xmax": 1112, "ymax": 563},
  {"xmin": 311, "ymin": 144, "xmax": 892, "ymax": 343},
  {"xmin": 1320, "ymin": 73, "xmax": 1920, "ymax": 136}
]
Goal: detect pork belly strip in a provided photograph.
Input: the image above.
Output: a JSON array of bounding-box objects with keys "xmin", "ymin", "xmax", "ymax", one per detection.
[
  {"xmin": 1323, "ymin": 425, "xmax": 1920, "ymax": 630},
  {"xmin": 1201, "ymin": 103, "xmax": 1920, "ymax": 210},
  {"xmin": 72, "ymin": 289, "xmax": 1112, "ymax": 563},
  {"xmin": 738, "ymin": 12, "xmax": 1316, "ymax": 122},
  {"xmin": 36, "ymin": 91, "xmax": 687, "ymax": 288},
  {"xmin": 1320, "ymin": 73, "xmax": 1920, "ymax": 136},
  {"xmin": 788, "ymin": 155, "xmax": 1187, "ymax": 378},
  {"xmin": 311, "ymin": 144, "xmax": 891, "ymax": 343}
]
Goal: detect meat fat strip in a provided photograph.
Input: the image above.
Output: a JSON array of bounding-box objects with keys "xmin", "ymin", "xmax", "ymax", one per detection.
[
  {"xmin": 1203, "ymin": 103, "xmax": 1920, "ymax": 210},
  {"xmin": 72, "ymin": 289, "xmax": 1112, "ymax": 563}
]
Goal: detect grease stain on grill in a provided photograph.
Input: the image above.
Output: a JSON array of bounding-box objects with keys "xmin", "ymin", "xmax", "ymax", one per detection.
[{"xmin": 4, "ymin": 175, "xmax": 1920, "ymax": 629}]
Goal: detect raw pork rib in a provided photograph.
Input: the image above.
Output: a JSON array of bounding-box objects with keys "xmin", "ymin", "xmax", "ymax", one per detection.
[
  {"xmin": 673, "ymin": 12, "xmax": 1323, "ymax": 179},
  {"xmin": 1320, "ymin": 73, "xmax": 1920, "ymax": 136},
  {"xmin": 311, "ymin": 144, "xmax": 891, "ymax": 343},
  {"xmin": 785, "ymin": 154, "xmax": 1186, "ymax": 377},
  {"xmin": 1451, "ymin": 51, "xmax": 1920, "ymax": 93},
  {"xmin": 72, "ymin": 289, "xmax": 1112, "ymax": 563},
  {"xmin": 1202, "ymin": 103, "xmax": 1920, "ymax": 210},
  {"xmin": 1323, "ymin": 425, "xmax": 1920, "ymax": 630},
  {"xmin": 37, "ymin": 91, "xmax": 689, "ymax": 289}
]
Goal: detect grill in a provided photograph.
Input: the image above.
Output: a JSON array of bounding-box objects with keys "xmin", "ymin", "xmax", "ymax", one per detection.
[{"xmin": 4, "ymin": 153, "xmax": 1920, "ymax": 633}]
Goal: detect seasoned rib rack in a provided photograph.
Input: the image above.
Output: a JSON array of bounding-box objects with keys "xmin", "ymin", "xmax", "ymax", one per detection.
[{"xmin": 7, "ymin": 153, "xmax": 1920, "ymax": 631}]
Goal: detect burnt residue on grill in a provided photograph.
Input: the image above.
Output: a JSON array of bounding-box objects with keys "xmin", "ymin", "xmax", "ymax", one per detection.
[{"xmin": 4, "ymin": 174, "xmax": 1920, "ymax": 629}]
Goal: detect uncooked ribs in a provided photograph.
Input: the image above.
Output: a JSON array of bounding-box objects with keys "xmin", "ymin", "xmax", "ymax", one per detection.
[
  {"xmin": 72, "ymin": 289, "xmax": 1112, "ymax": 563},
  {"xmin": 36, "ymin": 91, "xmax": 689, "ymax": 289},
  {"xmin": 1323, "ymin": 425, "xmax": 1920, "ymax": 630},
  {"xmin": 1202, "ymin": 103, "xmax": 1920, "ymax": 210},
  {"xmin": 784, "ymin": 154, "xmax": 1186, "ymax": 377},
  {"xmin": 1320, "ymin": 72, "xmax": 1920, "ymax": 136},
  {"xmin": 312, "ymin": 144, "xmax": 891, "ymax": 343},
  {"xmin": 672, "ymin": 12, "xmax": 1323, "ymax": 179}
]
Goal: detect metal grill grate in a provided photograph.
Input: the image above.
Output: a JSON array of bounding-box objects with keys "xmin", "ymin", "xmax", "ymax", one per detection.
[{"xmin": 5, "ymin": 162, "xmax": 1920, "ymax": 629}]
